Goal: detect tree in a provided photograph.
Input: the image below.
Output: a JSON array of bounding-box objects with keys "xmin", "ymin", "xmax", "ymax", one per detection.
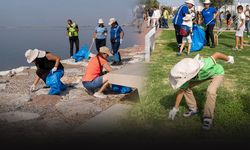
[
  {"xmin": 139, "ymin": 0, "xmax": 159, "ymax": 8},
  {"xmin": 199, "ymin": 0, "xmax": 234, "ymax": 8}
]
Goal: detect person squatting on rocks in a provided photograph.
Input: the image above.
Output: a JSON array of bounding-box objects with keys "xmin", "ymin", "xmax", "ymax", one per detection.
[
  {"xmin": 92, "ymin": 19, "xmax": 108, "ymax": 54},
  {"xmin": 82, "ymin": 47, "xmax": 113, "ymax": 99},
  {"xmin": 172, "ymin": 0, "xmax": 195, "ymax": 50},
  {"xmin": 67, "ymin": 19, "xmax": 80, "ymax": 57},
  {"xmin": 168, "ymin": 52, "xmax": 234, "ymax": 130},
  {"xmin": 109, "ymin": 18, "xmax": 124, "ymax": 66},
  {"xmin": 25, "ymin": 49, "xmax": 65, "ymax": 94}
]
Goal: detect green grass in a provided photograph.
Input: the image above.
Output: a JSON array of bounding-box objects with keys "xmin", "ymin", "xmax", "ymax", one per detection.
[{"xmin": 127, "ymin": 31, "xmax": 250, "ymax": 138}]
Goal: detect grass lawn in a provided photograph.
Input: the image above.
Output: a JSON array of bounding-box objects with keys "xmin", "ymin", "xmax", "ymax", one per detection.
[{"xmin": 126, "ymin": 30, "xmax": 250, "ymax": 139}]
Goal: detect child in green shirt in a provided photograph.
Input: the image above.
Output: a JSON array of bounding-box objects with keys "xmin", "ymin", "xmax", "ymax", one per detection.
[{"xmin": 168, "ymin": 52, "xmax": 234, "ymax": 130}]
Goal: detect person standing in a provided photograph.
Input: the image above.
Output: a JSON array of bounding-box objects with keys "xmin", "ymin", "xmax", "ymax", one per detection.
[
  {"xmin": 135, "ymin": 5, "xmax": 145, "ymax": 33},
  {"xmin": 152, "ymin": 7, "xmax": 161, "ymax": 28},
  {"xmin": 92, "ymin": 19, "xmax": 108, "ymax": 54},
  {"xmin": 162, "ymin": 7, "xmax": 169, "ymax": 28},
  {"xmin": 219, "ymin": 11, "xmax": 224, "ymax": 29},
  {"xmin": 172, "ymin": 0, "xmax": 195, "ymax": 50},
  {"xmin": 233, "ymin": 5, "xmax": 246, "ymax": 50},
  {"xmin": 226, "ymin": 11, "xmax": 232, "ymax": 30},
  {"xmin": 67, "ymin": 19, "xmax": 79, "ymax": 57},
  {"xmin": 109, "ymin": 18, "xmax": 124, "ymax": 66},
  {"xmin": 245, "ymin": 5, "xmax": 250, "ymax": 38},
  {"xmin": 201, "ymin": 0, "xmax": 218, "ymax": 48},
  {"xmin": 147, "ymin": 7, "xmax": 154, "ymax": 28}
]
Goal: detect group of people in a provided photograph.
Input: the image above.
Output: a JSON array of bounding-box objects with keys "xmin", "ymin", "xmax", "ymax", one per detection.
[
  {"xmin": 146, "ymin": 6, "xmax": 170, "ymax": 29},
  {"xmin": 169, "ymin": 0, "xmax": 250, "ymax": 130},
  {"xmin": 67, "ymin": 18, "xmax": 124, "ymax": 65},
  {"xmin": 25, "ymin": 18, "xmax": 125, "ymax": 99},
  {"xmin": 174, "ymin": 0, "xmax": 249, "ymax": 56}
]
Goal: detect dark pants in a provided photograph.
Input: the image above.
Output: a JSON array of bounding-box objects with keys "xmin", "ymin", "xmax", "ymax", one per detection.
[
  {"xmin": 163, "ymin": 18, "xmax": 169, "ymax": 28},
  {"xmin": 205, "ymin": 24, "xmax": 215, "ymax": 45},
  {"xmin": 69, "ymin": 36, "xmax": 79, "ymax": 57},
  {"xmin": 174, "ymin": 25, "xmax": 183, "ymax": 47},
  {"xmin": 111, "ymin": 42, "xmax": 121, "ymax": 63},
  {"xmin": 95, "ymin": 39, "xmax": 106, "ymax": 52}
]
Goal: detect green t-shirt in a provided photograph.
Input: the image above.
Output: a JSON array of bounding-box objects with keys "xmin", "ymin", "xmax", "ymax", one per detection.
[{"xmin": 180, "ymin": 57, "xmax": 224, "ymax": 89}]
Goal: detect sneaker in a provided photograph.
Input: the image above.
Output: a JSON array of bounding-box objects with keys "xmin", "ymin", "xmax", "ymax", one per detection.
[
  {"xmin": 94, "ymin": 92, "xmax": 107, "ymax": 99},
  {"xmin": 202, "ymin": 118, "xmax": 213, "ymax": 130},
  {"xmin": 183, "ymin": 108, "xmax": 198, "ymax": 117},
  {"xmin": 84, "ymin": 89, "xmax": 94, "ymax": 96},
  {"xmin": 177, "ymin": 52, "xmax": 182, "ymax": 56},
  {"xmin": 210, "ymin": 44, "xmax": 215, "ymax": 48},
  {"xmin": 111, "ymin": 62, "xmax": 117, "ymax": 66},
  {"xmin": 232, "ymin": 47, "xmax": 238, "ymax": 51}
]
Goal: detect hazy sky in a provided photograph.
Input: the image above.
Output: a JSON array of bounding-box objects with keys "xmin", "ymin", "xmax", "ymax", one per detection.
[{"xmin": 0, "ymin": 0, "xmax": 136, "ymax": 26}]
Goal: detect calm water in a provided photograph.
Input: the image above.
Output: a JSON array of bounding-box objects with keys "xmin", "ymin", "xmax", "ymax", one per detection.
[
  {"xmin": 0, "ymin": 0, "xmax": 140, "ymax": 71},
  {"xmin": 0, "ymin": 26, "xmax": 141, "ymax": 71}
]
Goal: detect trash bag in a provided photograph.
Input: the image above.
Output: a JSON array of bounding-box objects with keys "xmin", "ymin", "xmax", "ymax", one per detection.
[
  {"xmin": 111, "ymin": 84, "xmax": 132, "ymax": 94},
  {"xmin": 72, "ymin": 45, "xmax": 90, "ymax": 62},
  {"xmin": 46, "ymin": 70, "xmax": 66, "ymax": 95},
  {"xmin": 191, "ymin": 25, "xmax": 206, "ymax": 52}
]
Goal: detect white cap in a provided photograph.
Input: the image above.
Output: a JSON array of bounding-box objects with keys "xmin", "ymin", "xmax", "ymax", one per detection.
[
  {"xmin": 169, "ymin": 54, "xmax": 204, "ymax": 90},
  {"xmin": 25, "ymin": 49, "xmax": 46, "ymax": 63},
  {"xmin": 185, "ymin": 0, "xmax": 195, "ymax": 5},
  {"xmin": 203, "ymin": 0, "xmax": 211, "ymax": 4},
  {"xmin": 109, "ymin": 18, "xmax": 116, "ymax": 25},
  {"xmin": 98, "ymin": 18, "xmax": 104, "ymax": 24}
]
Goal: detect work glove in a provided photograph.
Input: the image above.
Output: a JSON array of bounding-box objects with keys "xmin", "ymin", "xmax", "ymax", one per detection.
[
  {"xmin": 227, "ymin": 56, "xmax": 234, "ymax": 64},
  {"xmin": 168, "ymin": 107, "xmax": 179, "ymax": 120},
  {"xmin": 120, "ymin": 39, "xmax": 123, "ymax": 44},
  {"xmin": 51, "ymin": 67, "xmax": 57, "ymax": 74},
  {"xmin": 30, "ymin": 84, "xmax": 37, "ymax": 92}
]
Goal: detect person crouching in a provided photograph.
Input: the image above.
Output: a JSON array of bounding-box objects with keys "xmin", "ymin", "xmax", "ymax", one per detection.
[
  {"xmin": 25, "ymin": 49, "xmax": 65, "ymax": 95},
  {"xmin": 82, "ymin": 46, "xmax": 113, "ymax": 99}
]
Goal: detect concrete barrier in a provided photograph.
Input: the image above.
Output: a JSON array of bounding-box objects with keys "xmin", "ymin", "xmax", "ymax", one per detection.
[{"xmin": 145, "ymin": 27, "xmax": 156, "ymax": 62}]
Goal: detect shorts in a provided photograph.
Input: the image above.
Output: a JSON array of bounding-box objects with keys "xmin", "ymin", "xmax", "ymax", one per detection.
[
  {"xmin": 182, "ymin": 35, "xmax": 192, "ymax": 44},
  {"xmin": 227, "ymin": 20, "xmax": 231, "ymax": 26},
  {"xmin": 236, "ymin": 26, "xmax": 245, "ymax": 37},
  {"xmin": 82, "ymin": 76, "xmax": 103, "ymax": 92}
]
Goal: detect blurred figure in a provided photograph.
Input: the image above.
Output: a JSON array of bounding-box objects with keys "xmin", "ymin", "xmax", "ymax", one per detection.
[
  {"xmin": 245, "ymin": 5, "xmax": 250, "ymax": 37},
  {"xmin": 219, "ymin": 11, "xmax": 224, "ymax": 29},
  {"xmin": 162, "ymin": 7, "xmax": 170, "ymax": 28},
  {"xmin": 147, "ymin": 7, "xmax": 154, "ymax": 28},
  {"xmin": 226, "ymin": 11, "xmax": 232, "ymax": 30},
  {"xmin": 152, "ymin": 7, "xmax": 161, "ymax": 28},
  {"xmin": 135, "ymin": 5, "xmax": 145, "ymax": 33},
  {"xmin": 67, "ymin": 19, "xmax": 79, "ymax": 57}
]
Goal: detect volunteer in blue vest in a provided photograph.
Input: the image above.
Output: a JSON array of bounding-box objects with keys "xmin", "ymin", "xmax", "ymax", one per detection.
[
  {"xmin": 201, "ymin": 0, "xmax": 219, "ymax": 48},
  {"xmin": 92, "ymin": 19, "xmax": 108, "ymax": 54},
  {"xmin": 67, "ymin": 19, "xmax": 79, "ymax": 57},
  {"xmin": 109, "ymin": 18, "xmax": 124, "ymax": 66},
  {"xmin": 172, "ymin": 0, "xmax": 195, "ymax": 50}
]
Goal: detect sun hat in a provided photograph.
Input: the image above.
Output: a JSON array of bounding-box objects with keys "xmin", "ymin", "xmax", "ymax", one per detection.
[
  {"xmin": 183, "ymin": 14, "xmax": 192, "ymax": 21},
  {"xmin": 99, "ymin": 46, "xmax": 113, "ymax": 56},
  {"xmin": 169, "ymin": 54, "xmax": 204, "ymax": 90},
  {"xmin": 108, "ymin": 18, "xmax": 116, "ymax": 25},
  {"xmin": 98, "ymin": 18, "xmax": 104, "ymax": 24},
  {"xmin": 203, "ymin": 0, "xmax": 211, "ymax": 4},
  {"xmin": 25, "ymin": 49, "xmax": 46, "ymax": 63},
  {"xmin": 185, "ymin": 0, "xmax": 195, "ymax": 5}
]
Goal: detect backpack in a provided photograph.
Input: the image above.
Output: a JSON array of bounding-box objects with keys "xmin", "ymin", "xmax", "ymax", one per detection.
[{"xmin": 180, "ymin": 25, "xmax": 191, "ymax": 37}]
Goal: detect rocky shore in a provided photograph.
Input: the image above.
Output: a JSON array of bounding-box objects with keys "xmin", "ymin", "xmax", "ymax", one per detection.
[{"xmin": 0, "ymin": 44, "xmax": 145, "ymax": 140}]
